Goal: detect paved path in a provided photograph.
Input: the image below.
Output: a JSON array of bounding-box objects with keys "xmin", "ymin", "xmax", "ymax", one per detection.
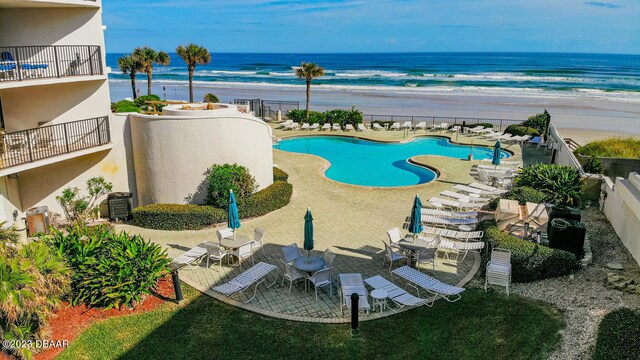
[{"xmin": 116, "ymin": 129, "xmax": 522, "ymax": 322}]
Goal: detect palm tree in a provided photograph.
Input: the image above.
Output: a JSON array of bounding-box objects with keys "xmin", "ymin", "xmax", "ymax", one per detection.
[
  {"xmin": 176, "ymin": 44, "xmax": 211, "ymax": 103},
  {"xmin": 295, "ymin": 62, "xmax": 325, "ymax": 118},
  {"xmin": 203, "ymin": 93, "xmax": 219, "ymax": 103},
  {"xmin": 133, "ymin": 46, "xmax": 171, "ymax": 96},
  {"xmin": 117, "ymin": 54, "xmax": 143, "ymax": 99}
]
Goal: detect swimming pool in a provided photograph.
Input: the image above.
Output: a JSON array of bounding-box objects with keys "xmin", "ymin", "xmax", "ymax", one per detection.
[{"xmin": 274, "ymin": 136, "xmax": 510, "ymax": 187}]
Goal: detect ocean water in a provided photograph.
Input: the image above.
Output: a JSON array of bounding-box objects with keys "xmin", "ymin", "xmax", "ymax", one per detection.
[
  {"xmin": 274, "ymin": 136, "xmax": 509, "ymax": 187},
  {"xmin": 106, "ymin": 52, "xmax": 640, "ymax": 101}
]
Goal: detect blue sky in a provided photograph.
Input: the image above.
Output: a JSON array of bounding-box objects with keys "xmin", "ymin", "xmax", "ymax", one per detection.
[{"xmin": 103, "ymin": 0, "xmax": 640, "ymax": 54}]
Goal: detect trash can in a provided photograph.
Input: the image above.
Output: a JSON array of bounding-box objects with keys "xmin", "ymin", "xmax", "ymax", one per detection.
[
  {"xmin": 548, "ymin": 218, "xmax": 586, "ymax": 259},
  {"xmin": 547, "ymin": 205, "xmax": 581, "ymax": 234},
  {"xmin": 107, "ymin": 192, "xmax": 133, "ymax": 221}
]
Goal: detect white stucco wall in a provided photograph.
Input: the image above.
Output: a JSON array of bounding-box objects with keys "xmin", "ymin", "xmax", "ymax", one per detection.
[
  {"xmin": 129, "ymin": 109, "xmax": 273, "ymax": 206},
  {"xmin": 602, "ymin": 172, "xmax": 640, "ymax": 266}
]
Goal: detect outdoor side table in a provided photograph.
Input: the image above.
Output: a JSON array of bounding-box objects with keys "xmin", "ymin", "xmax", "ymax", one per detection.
[
  {"xmin": 293, "ymin": 256, "xmax": 326, "ymax": 274},
  {"xmin": 371, "ymin": 289, "xmax": 388, "ymax": 313}
]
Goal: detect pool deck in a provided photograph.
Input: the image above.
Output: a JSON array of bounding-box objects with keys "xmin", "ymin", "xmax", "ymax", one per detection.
[{"xmin": 116, "ymin": 125, "xmax": 523, "ymax": 323}]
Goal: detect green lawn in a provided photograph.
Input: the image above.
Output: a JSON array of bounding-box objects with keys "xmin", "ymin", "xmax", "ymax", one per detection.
[{"xmin": 59, "ymin": 284, "xmax": 564, "ymax": 360}]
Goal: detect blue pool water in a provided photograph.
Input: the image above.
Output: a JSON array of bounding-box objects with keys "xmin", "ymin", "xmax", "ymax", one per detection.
[{"xmin": 275, "ymin": 136, "xmax": 510, "ymax": 187}]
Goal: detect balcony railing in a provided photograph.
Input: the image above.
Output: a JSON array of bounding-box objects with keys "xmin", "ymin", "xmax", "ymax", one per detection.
[
  {"xmin": 1, "ymin": 116, "xmax": 110, "ymax": 169},
  {"xmin": 0, "ymin": 45, "xmax": 103, "ymax": 83}
]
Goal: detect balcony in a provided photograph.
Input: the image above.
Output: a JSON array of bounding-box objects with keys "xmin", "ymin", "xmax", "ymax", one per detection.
[
  {"xmin": 1, "ymin": 116, "xmax": 110, "ymax": 171},
  {"xmin": 0, "ymin": 45, "xmax": 103, "ymax": 84}
]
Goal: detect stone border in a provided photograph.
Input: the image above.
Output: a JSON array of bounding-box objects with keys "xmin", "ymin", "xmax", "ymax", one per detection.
[{"xmin": 178, "ymin": 251, "xmax": 481, "ymax": 324}]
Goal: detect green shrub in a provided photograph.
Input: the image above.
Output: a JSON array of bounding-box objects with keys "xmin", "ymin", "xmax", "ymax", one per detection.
[
  {"xmin": 134, "ymin": 94, "xmax": 161, "ymax": 107},
  {"xmin": 582, "ymin": 155, "xmax": 604, "ymax": 174},
  {"xmin": 203, "ymin": 93, "xmax": 219, "ymax": 103},
  {"xmin": 593, "ymin": 308, "xmax": 640, "ymax": 360},
  {"xmin": 287, "ymin": 108, "xmax": 362, "ymax": 126},
  {"xmin": 516, "ymin": 164, "xmax": 583, "ymax": 206},
  {"xmin": 575, "ymin": 137, "xmax": 640, "ymax": 159},
  {"xmin": 521, "ymin": 110, "xmax": 550, "ymax": 133},
  {"xmin": 238, "ymin": 181, "xmax": 292, "ymax": 219},
  {"xmin": 56, "ymin": 176, "xmax": 113, "ymax": 225},
  {"xmin": 287, "ymin": 109, "xmax": 322, "ymax": 123},
  {"xmin": 486, "ymin": 186, "xmax": 547, "ymax": 210},
  {"xmin": 479, "ymin": 220, "xmax": 580, "ymax": 282},
  {"xmin": 504, "ymin": 125, "xmax": 540, "ymax": 137},
  {"xmin": 45, "ymin": 225, "xmax": 170, "ymax": 310},
  {"xmin": 113, "ymin": 100, "xmax": 141, "ymax": 113},
  {"xmin": 132, "ymin": 204, "xmax": 226, "ymax": 230},
  {"xmin": 273, "ymin": 167, "xmax": 289, "ymax": 182},
  {"xmin": 207, "ymin": 164, "xmax": 257, "ymax": 208}
]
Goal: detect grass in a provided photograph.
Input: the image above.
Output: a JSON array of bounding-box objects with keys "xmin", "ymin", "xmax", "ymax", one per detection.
[
  {"xmin": 593, "ymin": 308, "xmax": 640, "ymax": 360},
  {"xmin": 58, "ymin": 284, "xmax": 564, "ymax": 360},
  {"xmin": 575, "ymin": 138, "xmax": 640, "ymax": 159}
]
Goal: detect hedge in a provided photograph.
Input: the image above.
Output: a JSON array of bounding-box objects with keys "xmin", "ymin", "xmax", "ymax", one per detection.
[
  {"xmin": 504, "ymin": 125, "xmax": 540, "ymax": 137},
  {"xmin": 238, "ymin": 181, "xmax": 292, "ymax": 219},
  {"xmin": 486, "ymin": 186, "xmax": 547, "ymax": 210},
  {"xmin": 132, "ymin": 204, "xmax": 226, "ymax": 230},
  {"xmin": 273, "ymin": 167, "xmax": 289, "ymax": 182},
  {"xmin": 479, "ymin": 220, "xmax": 581, "ymax": 282},
  {"xmin": 593, "ymin": 308, "xmax": 640, "ymax": 360}
]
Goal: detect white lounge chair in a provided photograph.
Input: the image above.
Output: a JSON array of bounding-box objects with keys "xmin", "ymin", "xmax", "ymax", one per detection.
[
  {"xmin": 278, "ymin": 120, "xmax": 293, "ymax": 129},
  {"xmin": 392, "ymin": 266, "xmax": 465, "ymax": 306},
  {"xmin": 466, "ymin": 126, "xmax": 485, "ymax": 134},
  {"xmin": 401, "ymin": 121, "xmax": 412, "ymax": 129},
  {"xmin": 307, "ymin": 267, "xmax": 333, "ymax": 301},
  {"xmin": 357, "ymin": 124, "xmax": 366, "ymax": 131},
  {"xmin": 496, "ymin": 134, "xmax": 514, "ymax": 141},
  {"xmin": 389, "ymin": 122, "xmax": 400, "ymax": 130},
  {"xmin": 479, "ymin": 131, "xmax": 503, "ymax": 139},
  {"xmin": 345, "ymin": 124, "xmax": 355, "ymax": 131},
  {"xmin": 447, "ymin": 125, "xmax": 461, "ymax": 133},
  {"xmin": 453, "ymin": 184, "xmax": 506, "ymax": 196},
  {"xmin": 427, "ymin": 197, "xmax": 483, "ymax": 210},
  {"xmin": 422, "ymin": 215, "xmax": 478, "ymax": 227},
  {"xmin": 440, "ymin": 190, "xmax": 490, "ymax": 204},
  {"xmin": 286, "ymin": 122, "xmax": 300, "ymax": 130},
  {"xmin": 414, "ymin": 121, "xmax": 427, "ymax": 130},
  {"xmin": 437, "ymin": 238, "xmax": 484, "ymax": 262},
  {"xmin": 211, "ymin": 262, "xmax": 277, "ymax": 303},
  {"xmin": 309, "ymin": 123, "xmax": 320, "ymax": 130},
  {"xmin": 485, "ymin": 248, "xmax": 512, "ymax": 296},
  {"xmin": 421, "ymin": 208, "xmax": 479, "ymax": 219},
  {"xmin": 321, "ymin": 123, "xmax": 331, "ymax": 131},
  {"xmin": 364, "ymin": 275, "xmax": 427, "ymax": 311},
  {"xmin": 300, "ymin": 123, "xmax": 310, "ymax": 130},
  {"xmin": 171, "ymin": 241, "xmax": 212, "ymax": 269},
  {"xmin": 468, "ymin": 182, "xmax": 509, "ymax": 194},
  {"xmin": 332, "ymin": 123, "xmax": 341, "ymax": 131},
  {"xmin": 372, "ymin": 123, "xmax": 384, "ymax": 131},
  {"xmin": 423, "ymin": 226, "xmax": 484, "ymax": 241},
  {"xmin": 339, "ymin": 273, "xmax": 370, "ymax": 315},
  {"xmin": 430, "ymin": 122, "xmax": 448, "ymax": 131},
  {"xmin": 382, "ymin": 242, "xmax": 408, "ymax": 272}
]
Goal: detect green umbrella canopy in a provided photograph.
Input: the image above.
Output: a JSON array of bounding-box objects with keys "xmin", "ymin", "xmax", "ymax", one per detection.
[
  {"xmin": 227, "ymin": 190, "xmax": 241, "ymax": 231},
  {"xmin": 408, "ymin": 194, "xmax": 424, "ymax": 235},
  {"xmin": 303, "ymin": 208, "xmax": 314, "ymax": 251},
  {"xmin": 492, "ymin": 141, "xmax": 502, "ymax": 166}
]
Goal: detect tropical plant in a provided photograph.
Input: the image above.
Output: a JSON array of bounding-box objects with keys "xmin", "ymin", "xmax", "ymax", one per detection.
[
  {"xmin": 112, "ymin": 100, "xmax": 141, "ymax": 113},
  {"xmin": 0, "ymin": 225, "xmax": 71, "ymax": 360},
  {"xmin": 117, "ymin": 54, "xmax": 144, "ymax": 99},
  {"xmin": 504, "ymin": 125, "xmax": 540, "ymax": 137},
  {"xmin": 486, "ymin": 186, "xmax": 547, "ymax": 210},
  {"xmin": 45, "ymin": 225, "xmax": 170, "ymax": 310},
  {"xmin": 207, "ymin": 164, "xmax": 256, "ymax": 208},
  {"xmin": 176, "ymin": 44, "xmax": 211, "ymax": 103},
  {"xmin": 582, "ymin": 155, "xmax": 604, "ymax": 174},
  {"xmin": 522, "ymin": 110, "xmax": 551, "ymax": 136},
  {"xmin": 203, "ymin": 93, "xmax": 219, "ymax": 103},
  {"xmin": 132, "ymin": 46, "xmax": 170, "ymax": 96},
  {"xmin": 515, "ymin": 164, "xmax": 583, "ymax": 206},
  {"xmin": 56, "ymin": 177, "xmax": 113, "ymax": 225},
  {"xmin": 295, "ymin": 62, "xmax": 325, "ymax": 119}
]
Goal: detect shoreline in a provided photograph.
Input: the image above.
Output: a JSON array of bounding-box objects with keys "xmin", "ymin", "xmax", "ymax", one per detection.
[{"xmin": 110, "ymin": 80, "xmax": 640, "ymax": 142}]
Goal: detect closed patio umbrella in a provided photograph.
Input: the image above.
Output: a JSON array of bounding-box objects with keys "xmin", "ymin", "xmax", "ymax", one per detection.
[
  {"xmin": 228, "ymin": 190, "xmax": 241, "ymax": 239},
  {"xmin": 304, "ymin": 207, "xmax": 314, "ymax": 259},
  {"xmin": 492, "ymin": 141, "xmax": 502, "ymax": 167},
  {"xmin": 408, "ymin": 194, "xmax": 423, "ymax": 241}
]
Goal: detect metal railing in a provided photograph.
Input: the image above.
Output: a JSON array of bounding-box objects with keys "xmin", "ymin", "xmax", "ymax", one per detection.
[
  {"xmin": 362, "ymin": 114, "xmax": 523, "ymax": 132},
  {"xmin": 0, "ymin": 45, "xmax": 103, "ymax": 83},
  {"xmin": 548, "ymin": 124, "xmax": 584, "ymax": 174},
  {"xmin": 1, "ymin": 116, "xmax": 110, "ymax": 169}
]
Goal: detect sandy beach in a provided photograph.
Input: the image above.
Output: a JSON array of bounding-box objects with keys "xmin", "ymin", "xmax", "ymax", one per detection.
[{"xmin": 110, "ymin": 80, "xmax": 640, "ymax": 144}]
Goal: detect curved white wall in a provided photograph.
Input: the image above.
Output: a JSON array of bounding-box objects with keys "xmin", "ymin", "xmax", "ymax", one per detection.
[{"xmin": 129, "ymin": 109, "xmax": 273, "ymax": 206}]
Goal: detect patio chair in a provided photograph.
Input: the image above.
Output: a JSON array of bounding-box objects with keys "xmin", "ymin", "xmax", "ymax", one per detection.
[
  {"xmin": 300, "ymin": 123, "xmax": 310, "ymax": 130},
  {"xmin": 364, "ymin": 275, "xmax": 427, "ymax": 311},
  {"xmin": 321, "ymin": 123, "xmax": 331, "ymax": 131},
  {"xmin": 230, "ymin": 242, "xmax": 254, "ymax": 268},
  {"xmin": 440, "ymin": 190, "xmax": 490, "ymax": 204},
  {"xmin": 401, "ymin": 121, "xmax": 412, "ymax": 129},
  {"xmin": 332, "ymin": 123, "xmax": 341, "ymax": 131},
  {"xmin": 389, "ymin": 122, "xmax": 400, "ymax": 130},
  {"xmin": 372, "ymin": 123, "xmax": 384, "ymax": 131},
  {"xmin": 421, "ymin": 208, "xmax": 479, "ymax": 219},
  {"xmin": 437, "ymin": 238, "xmax": 484, "ymax": 262},
  {"xmin": 251, "ymin": 227, "xmax": 267, "ymax": 252},
  {"xmin": 414, "ymin": 121, "xmax": 427, "ymax": 130},
  {"xmin": 422, "ymin": 215, "xmax": 478, "ymax": 227},
  {"xmin": 386, "ymin": 227, "xmax": 404, "ymax": 250},
  {"xmin": 345, "ymin": 124, "xmax": 355, "ymax": 131},
  {"xmin": 282, "ymin": 243, "xmax": 302, "ymax": 264},
  {"xmin": 211, "ymin": 262, "xmax": 278, "ymax": 303},
  {"xmin": 485, "ymin": 248, "xmax": 512, "ymax": 296},
  {"xmin": 416, "ymin": 246, "xmax": 438, "ymax": 270},
  {"xmin": 392, "ymin": 266, "xmax": 465, "ymax": 306},
  {"xmin": 323, "ymin": 249, "xmax": 337, "ymax": 268},
  {"xmin": 278, "ymin": 120, "xmax": 293, "ymax": 129},
  {"xmin": 280, "ymin": 259, "xmax": 307, "ymax": 293},
  {"xmin": 357, "ymin": 123, "xmax": 366, "ymax": 131},
  {"xmin": 216, "ymin": 227, "xmax": 234, "ymax": 241},
  {"xmin": 309, "ymin": 123, "xmax": 320, "ymax": 130},
  {"xmin": 206, "ymin": 243, "xmax": 229, "ymax": 269},
  {"xmin": 447, "ymin": 125, "xmax": 461, "ymax": 133},
  {"xmin": 382, "ymin": 242, "xmax": 408, "ymax": 273},
  {"xmin": 307, "ymin": 267, "xmax": 333, "ymax": 301},
  {"xmin": 339, "ymin": 273, "xmax": 370, "ymax": 315},
  {"xmin": 171, "ymin": 241, "xmax": 212, "ymax": 269}
]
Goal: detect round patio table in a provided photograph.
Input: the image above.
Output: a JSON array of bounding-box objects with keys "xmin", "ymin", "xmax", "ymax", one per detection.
[
  {"xmin": 293, "ymin": 256, "xmax": 326, "ymax": 274},
  {"xmin": 219, "ymin": 235, "xmax": 252, "ymax": 250}
]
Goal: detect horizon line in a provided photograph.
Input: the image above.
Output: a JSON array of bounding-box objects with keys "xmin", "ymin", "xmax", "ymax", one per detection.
[{"xmin": 105, "ymin": 50, "xmax": 640, "ymax": 56}]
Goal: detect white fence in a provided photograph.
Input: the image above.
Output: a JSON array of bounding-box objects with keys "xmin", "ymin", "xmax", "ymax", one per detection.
[
  {"xmin": 547, "ymin": 124, "xmax": 585, "ymax": 174},
  {"xmin": 601, "ymin": 173, "xmax": 640, "ymax": 265}
]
